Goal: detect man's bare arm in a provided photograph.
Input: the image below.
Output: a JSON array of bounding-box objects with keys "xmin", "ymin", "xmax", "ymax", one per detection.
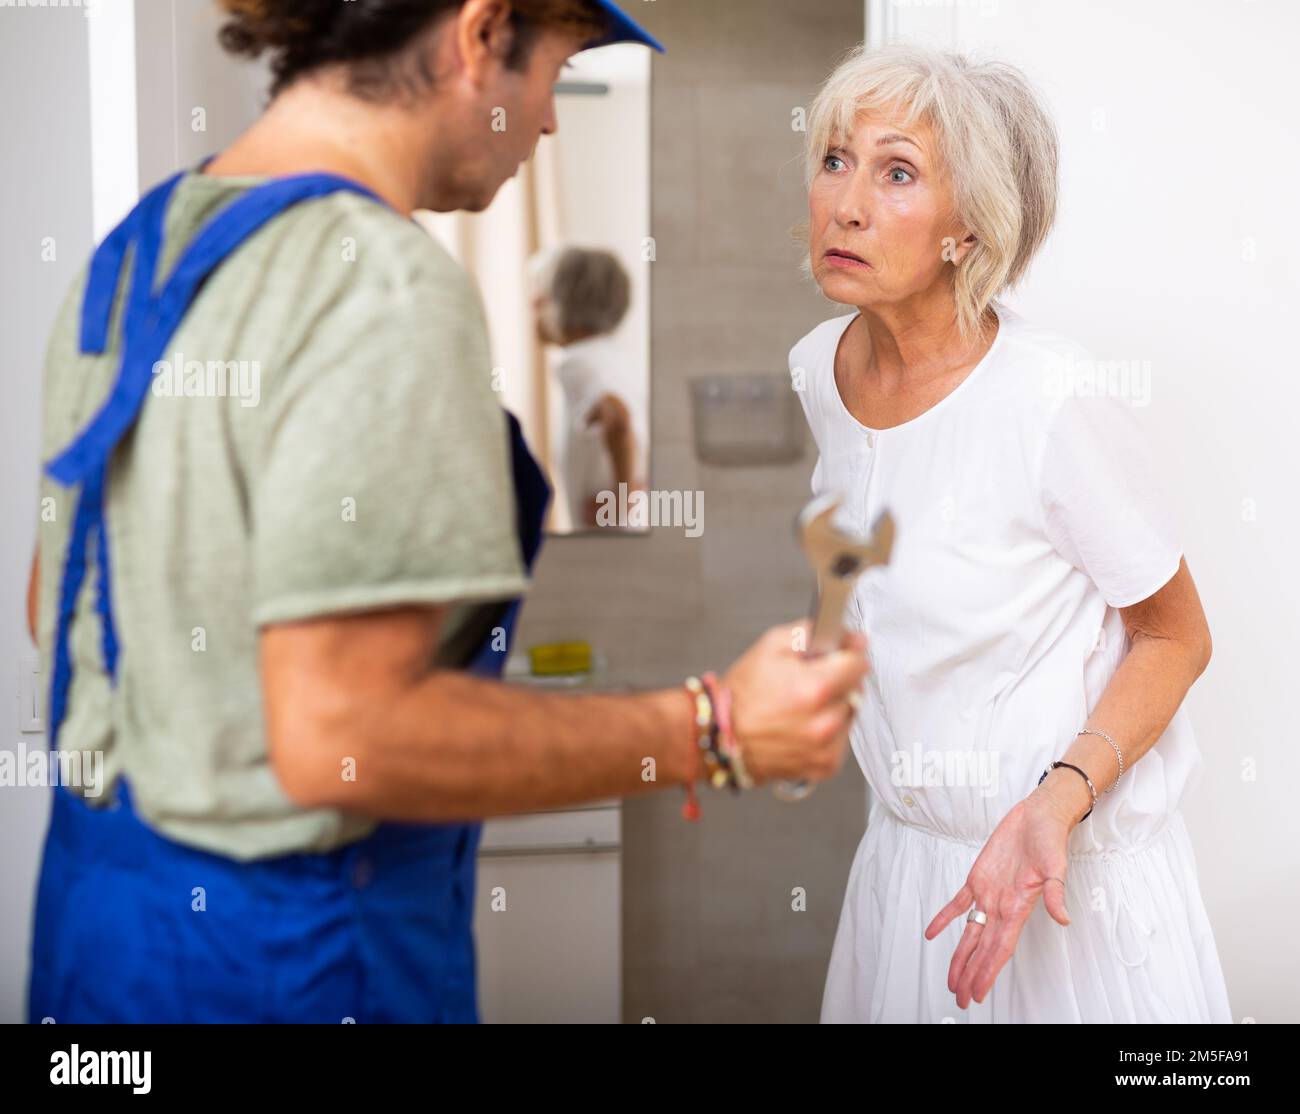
[
  {"xmin": 27, "ymin": 547, "xmax": 39, "ymax": 645},
  {"xmin": 260, "ymin": 605, "xmax": 867, "ymax": 824}
]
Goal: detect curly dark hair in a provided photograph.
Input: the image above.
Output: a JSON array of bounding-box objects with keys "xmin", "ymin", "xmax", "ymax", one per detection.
[{"xmin": 217, "ymin": 0, "xmax": 610, "ymax": 99}]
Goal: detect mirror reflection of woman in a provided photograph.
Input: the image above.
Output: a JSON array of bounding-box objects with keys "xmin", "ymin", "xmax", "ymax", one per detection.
[
  {"xmin": 794, "ymin": 43, "xmax": 1232, "ymax": 1023},
  {"xmin": 531, "ymin": 246, "xmax": 647, "ymax": 528}
]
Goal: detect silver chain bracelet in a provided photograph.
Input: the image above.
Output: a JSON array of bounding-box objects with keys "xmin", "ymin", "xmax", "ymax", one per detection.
[{"xmin": 1077, "ymin": 728, "xmax": 1124, "ymax": 793}]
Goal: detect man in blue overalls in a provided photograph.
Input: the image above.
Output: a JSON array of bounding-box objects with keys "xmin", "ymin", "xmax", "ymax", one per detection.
[{"xmin": 25, "ymin": 0, "xmax": 869, "ymax": 1023}]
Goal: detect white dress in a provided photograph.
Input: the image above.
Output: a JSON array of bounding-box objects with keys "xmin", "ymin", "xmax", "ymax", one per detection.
[
  {"xmin": 552, "ymin": 335, "xmax": 647, "ymax": 526},
  {"xmin": 791, "ymin": 302, "xmax": 1233, "ymax": 1024}
]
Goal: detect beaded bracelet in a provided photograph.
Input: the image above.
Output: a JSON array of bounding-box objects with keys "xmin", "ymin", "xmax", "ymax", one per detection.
[
  {"xmin": 681, "ymin": 675, "xmax": 722, "ymax": 821},
  {"xmin": 686, "ymin": 676, "xmax": 735, "ymax": 790},
  {"xmin": 680, "ymin": 678, "xmax": 708, "ymax": 821},
  {"xmin": 681, "ymin": 676, "xmax": 732, "ymax": 820}
]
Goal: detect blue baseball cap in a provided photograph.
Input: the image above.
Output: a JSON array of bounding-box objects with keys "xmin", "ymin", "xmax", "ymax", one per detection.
[{"xmin": 582, "ymin": 0, "xmax": 666, "ymax": 53}]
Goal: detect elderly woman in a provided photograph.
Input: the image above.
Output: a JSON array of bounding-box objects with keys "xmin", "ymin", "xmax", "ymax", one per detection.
[
  {"xmin": 792, "ymin": 43, "xmax": 1232, "ymax": 1023},
  {"xmin": 531, "ymin": 245, "xmax": 647, "ymax": 528}
]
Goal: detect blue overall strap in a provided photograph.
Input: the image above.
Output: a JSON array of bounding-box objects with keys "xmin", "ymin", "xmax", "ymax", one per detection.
[
  {"xmin": 44, "ymin": 171, "xmax": 389, "ymax": 748},
  {"xmin": 47, "ymin": 173, "xmax": 188, "ymax": 741},
  {"xmin": 79, "ymin": 171, "xmax": 187, "ymax": 355},
  {"xmin": 85, "ymin": 173, "xmax": 187, "ymax": 679},
  {"xmin": 48, "ymin": 174, "xmax": 386, "ymax": 487},
  {"xmin": 46, "ymin": 467, "xmax": 108, "ymax": 745}
]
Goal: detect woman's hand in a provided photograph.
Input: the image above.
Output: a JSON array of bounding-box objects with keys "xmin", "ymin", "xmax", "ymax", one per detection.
[{"xmin": 923, "ymin": 794, "xmax": 1076, "ymax": 1009}]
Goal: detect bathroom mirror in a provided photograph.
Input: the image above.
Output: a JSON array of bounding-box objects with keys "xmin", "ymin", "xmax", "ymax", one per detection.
[{"xmin": 418, "ymin": 44, "xmax": 652, "ymax": 536}]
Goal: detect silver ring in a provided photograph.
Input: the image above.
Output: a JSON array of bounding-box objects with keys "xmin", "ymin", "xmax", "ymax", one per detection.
[{"xmin": 966, "ymin": 909, "xmax": 988, "ymax": 927}]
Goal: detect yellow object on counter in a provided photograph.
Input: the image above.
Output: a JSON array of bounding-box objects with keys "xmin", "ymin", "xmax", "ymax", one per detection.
[{"xmin": 528, "ymin": 641, "xmax": 593, "ymax": 676}]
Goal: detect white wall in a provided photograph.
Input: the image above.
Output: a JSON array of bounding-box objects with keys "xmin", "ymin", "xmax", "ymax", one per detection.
[
  {"xmin": 878, "ymin": 0, "xmax": 1300, "ymax": 1021},
  {"xmin": 135, "ymin": 0, "xmax": 267, "ymax": 188},
  {"xmin": 0, "ymin": 0, "xmax": 265, "ymax": 1024},
  {"xmin": 0, "ymin": 3, "xmax": 95, "ymax": 1025}
]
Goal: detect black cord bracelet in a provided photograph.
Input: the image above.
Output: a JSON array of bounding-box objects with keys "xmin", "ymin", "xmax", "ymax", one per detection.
[{"xmin": 1038, "ymin": 760, "xmax": 1097, "ymax": 823}]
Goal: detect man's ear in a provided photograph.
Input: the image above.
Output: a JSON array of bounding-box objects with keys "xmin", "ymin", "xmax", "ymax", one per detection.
[{"xmin": 456, "ymin": 0, "xmax": 516, "ymax": 86}]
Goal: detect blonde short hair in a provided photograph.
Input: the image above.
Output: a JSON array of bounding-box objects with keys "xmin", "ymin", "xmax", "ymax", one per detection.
[{"xmin": 802, "ymin": 42, "xmax": 1059, "ymax": 338}]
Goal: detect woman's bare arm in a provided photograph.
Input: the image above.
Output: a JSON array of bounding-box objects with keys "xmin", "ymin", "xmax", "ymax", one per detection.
[
  {"xmin": 928, "ymin": 557, "xmax": 1213, "ymax": 1007},
  {"xmin": 586, "ymin": 392, "xmax": 637, "ymax": 489},
  {"xmin": 1036, "ymin": 556, "xmax": 1212, "ymax": 822}
]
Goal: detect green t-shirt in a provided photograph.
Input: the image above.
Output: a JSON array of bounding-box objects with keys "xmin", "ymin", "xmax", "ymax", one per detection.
[{"xmin": 36, "ymin": 169, "xmax": 529, "ymax": 861}]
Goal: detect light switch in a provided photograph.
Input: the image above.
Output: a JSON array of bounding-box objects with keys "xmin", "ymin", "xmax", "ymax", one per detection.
[{"xmin": 20, "ymin": 656, "xmax": 44, "ymax": 735}]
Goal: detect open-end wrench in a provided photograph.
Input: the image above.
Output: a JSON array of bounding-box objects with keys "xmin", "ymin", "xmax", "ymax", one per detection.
[{"xmin": 773, "ymin": 494, "xmax": 896, "ymax": 802}]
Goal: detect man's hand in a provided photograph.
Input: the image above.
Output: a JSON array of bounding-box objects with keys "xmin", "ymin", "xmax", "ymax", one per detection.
[{"xmin": 723, "ymin": 621, "xmax": 870, "ymax": 786}]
